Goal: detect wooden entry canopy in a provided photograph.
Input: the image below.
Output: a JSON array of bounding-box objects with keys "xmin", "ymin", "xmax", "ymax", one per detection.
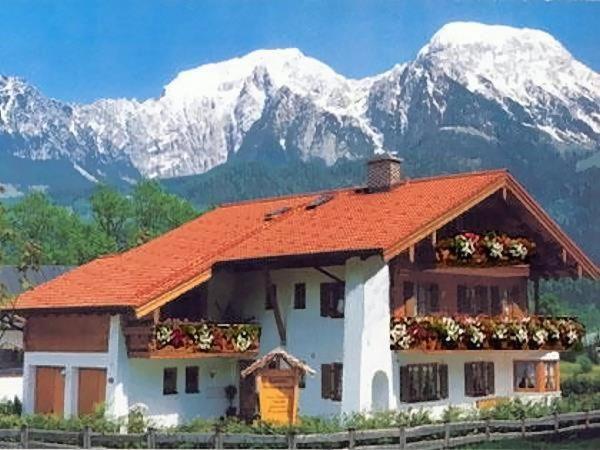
[{"xmin": 242, "ymin": 348, "xmax": 315, "ymax": 425}]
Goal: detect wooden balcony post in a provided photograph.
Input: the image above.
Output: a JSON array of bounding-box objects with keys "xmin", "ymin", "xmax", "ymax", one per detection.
[{"xmin": 533, "ymin": 278, "xmax": 540, "ymax": 315}]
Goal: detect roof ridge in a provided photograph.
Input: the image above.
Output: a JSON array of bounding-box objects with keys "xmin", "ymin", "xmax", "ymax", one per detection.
[
  {"xmin": 217, "ymin": 186, "xmax": 353, "ymax": 208},
  {"xmin": 217, "ymin": 168, "xmax": 509, "ymax": 208}
]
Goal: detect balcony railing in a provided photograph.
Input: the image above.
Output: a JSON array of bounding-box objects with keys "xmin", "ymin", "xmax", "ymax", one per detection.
[
  {"xmin": 124, "ymin": 319, "xmax": 261, "ymax": 358},
  {"xmin": 390, "ymin": 315, "xmax": 584, "ymax": 352}
]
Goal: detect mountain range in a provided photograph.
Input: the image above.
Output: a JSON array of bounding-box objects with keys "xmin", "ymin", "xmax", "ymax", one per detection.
[{"xmin": 1, "ymin": 22, "xmax": 599, "ymax": 260}]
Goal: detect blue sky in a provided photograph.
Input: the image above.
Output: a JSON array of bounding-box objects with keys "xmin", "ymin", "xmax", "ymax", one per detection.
[{"xmin": 1, "ymin": 0, "xmax": 598, "ymax": 103}]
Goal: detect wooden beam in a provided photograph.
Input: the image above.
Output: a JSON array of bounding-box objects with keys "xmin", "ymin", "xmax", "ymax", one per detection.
[
  {"xmin": 577, "ymin": 264, "xmax": 583, "ymax": 279},
  {"xmin": 314, "ymin": 267, "xmax": 344, "ymax": 283},
  {"xmin": 265, "ymin": 270, "xmax": 286, "ymax": 346},
  {"xmin": 533, "ymin": 278, "xmax": 540, "ymax": 315},
  {"xmin": 561, "ymin": 248, "xmax": 567, "ymax": 264},
  {"xmin": 408, "ymin": 245, "xmax": 415, "ymax": 264},
  {"xmin": 431, "ymin": 231, "xmax": 437, "ymax": 246},
  {"xmin": 502, "ymin": 187, "xmax": 508, "ymax": 201}
]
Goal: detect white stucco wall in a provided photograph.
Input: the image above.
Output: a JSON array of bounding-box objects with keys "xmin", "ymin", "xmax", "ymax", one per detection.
[
  {"xmin": 125, "ymin": 358, "xmax": 236, "ymax": 427},
  {"xmin": 392, "ymin": 350, "xmax": 560, "ymax": 418},
  {"xmin": 0, "ymin": 375, "xmax": 22, "ymax": 401},
  {"xmin": 342, "ymin": 256, "xmax": 395, "ymax": 414},
  {"xmin": 234, "ymin": 266, "xmax": 346, "ymax": 417}
]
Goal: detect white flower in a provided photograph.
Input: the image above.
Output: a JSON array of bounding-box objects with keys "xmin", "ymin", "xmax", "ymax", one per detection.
[
  {"xmin": 468, "ymin": 326, "xmax": 485, "ymax": 347},
  {"xmin": 194, "ymin": 324, "xmax": 214, "ymax": 350},
  {"xmin": 234, "ymin": 332, "xmax": 253, "ymax": 352},
  {"xmin": 508, "ymin": 242, "xmax": 528, "ymax": 259},
  {"xmin": 493, "ymin": 324, "xmax": 508, "ymax": 340},
  {"xmin": 567, "ymin": 329, "xmax": 579, "ymax": 345},
  {"xmin": 533, "ymin": 329, "xmax": 548, "ymax": 346},
  {"xmin": 442, "ymin": 317, "xmax": 464, "ymax": 342},
  {"xmin": 391, "ymin": 323, "xmax": 413, "ymax": 350},
  {"xmin": 489, "ymin": 242, "xmax": 504, "ymax": 259},
  {"xmin": 513, "ymin": 327, "xmax": 528, "ymax": 344}
]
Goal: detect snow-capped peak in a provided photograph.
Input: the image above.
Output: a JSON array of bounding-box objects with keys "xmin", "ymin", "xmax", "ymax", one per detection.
[
  {"xmin": 163, "ymin": 48, "xmax": 351, "ymax": 105},
  {"xmin": 415, "ymin": 22, "xmax": 600, "ymax": 141},
  {"xmin": 419, "ymin": 22, "xmax": 569, "ymax": 58}
]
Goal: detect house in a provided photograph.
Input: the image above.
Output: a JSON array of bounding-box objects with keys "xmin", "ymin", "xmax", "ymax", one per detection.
[
  {"xmin": 13, "ymin": 157, "xmax": 599, "ymax": 424},
  {"xmin": 0, "ymin": 266, "xmax": 73, "ymax": 402}
]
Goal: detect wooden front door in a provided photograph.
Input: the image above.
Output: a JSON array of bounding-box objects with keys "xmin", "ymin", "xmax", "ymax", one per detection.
[
  {"xmin": 238, "ymin": 360, "xmax": 257, "ymax": 420},
  {"xmin": 78, "ymin": 368, "xmax": 107, "ymax": 416},
  {"xmin": 34, "ymin": 366, "xmax": 65, "ymax": 415}
]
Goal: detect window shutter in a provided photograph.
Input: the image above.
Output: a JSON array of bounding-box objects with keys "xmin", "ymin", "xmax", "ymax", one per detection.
[
  {"xmin": 333, "ymin": 363, "xmax": 343, "ymax": 401},
  {"xmin": 430, "ymin": 284, "xmax": 440, "ymax": 313},
  {"xmin": 400, "ymin": 366, "xmax": 410, "ymax": 402},
  {"xmin": 457, "ymin": 285, "xmax": 467, "ymax": 313},
  {"xmin": 320, "ymin": 284, "xmax": 329, "ymax": 317},
  {"xmin": 486, "ymin": 362, "xmax": 495, "ymax": 395},
  {"xmin": 464, "ymin": 363, "xmax": 473, "ymax": 396},
  {"xmin": 491, "ymin": 286, "xmax": 501, "ymax": 316},
  {"xmin": 475, "ymin": 286, "xmax": 489, "ymax": 314},
  {"xmin": 321, "ymin": 364, "xmax": 332, "ymax": 399},
  {"xmin": 403, "ymin": 281, "xmax": 414, "ymax": 302},
  {"xmin": 439, "ymin": 364, "xmax": 449, "ymax": 399}
]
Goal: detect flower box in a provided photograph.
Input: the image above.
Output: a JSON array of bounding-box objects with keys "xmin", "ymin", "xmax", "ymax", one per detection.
[
  {"xmin": 436, "ymin": 232, "xmax": 535, "ymax": 267},
  {"xmin": 152, "ymin": 320, "xmax": 261, "ymax": 356},
  {"xmin": 390, "ymin": 315, "xmax": 583, "ymax": 352}
]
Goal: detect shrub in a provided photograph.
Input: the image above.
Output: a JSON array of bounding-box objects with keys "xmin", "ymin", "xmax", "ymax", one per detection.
[
  {"xmin": 561, "ymin": 377, "xmax": 600, "ymax": 396},
  {"xmin": 576, "ymin": 355, "xmax": 594, "ymax": 373}
]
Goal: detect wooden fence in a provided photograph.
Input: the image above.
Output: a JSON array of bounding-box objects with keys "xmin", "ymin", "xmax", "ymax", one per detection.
[{"xmin": 0, "ymin": 410, "xmax": 599, "ymax": 449}]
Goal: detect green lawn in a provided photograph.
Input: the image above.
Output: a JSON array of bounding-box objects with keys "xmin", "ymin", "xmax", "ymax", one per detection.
[
  {"xmin": 466, "ymin": 436, "xmax": 600, "ymax": 449},
  {"xmin": 561, "ymin": 361, "xmax": 600, "ymax": 382}
]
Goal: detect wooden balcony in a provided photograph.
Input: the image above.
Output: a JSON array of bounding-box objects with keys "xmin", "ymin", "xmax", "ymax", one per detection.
[
  {"xmin": 390, "ymin": 315, "xmax": 584, "ymax": 352},
  {"xmin": 124, "ymin": 319, "xmax": 261, "ymax": 359}
]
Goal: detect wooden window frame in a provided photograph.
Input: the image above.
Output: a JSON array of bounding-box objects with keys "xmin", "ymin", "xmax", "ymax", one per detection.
[
  {"xmin": 320, "ymin": 282, "xmax": 345, "ymax": 319},
  {"xmin": 416, "ymin": 283, "xmax": 440, "ymax": 315},
  {"xmin": 514, "ymin": 360, "xmax": 560, "ymax": 393},
  {"xmin": 163, "ymin": 367, "xmax": 178, "ymax": 395},
  {"xmin": 185, "ymin": 366, "xmax": 199, "ymax": 394},
  {"xmin": 400, "ymin": 363, "xmax": 448, "ymax": 403},
  {"xmin": 321, "ymin": 363, "xmax": 343, "ymax": 401},
  {"xmin": 294, "ymin": 283, "xmax": 306, "ymax": 310},
  {"xmin": 464, "ymin": 361, "xmax": 495, "ymax": 397}
]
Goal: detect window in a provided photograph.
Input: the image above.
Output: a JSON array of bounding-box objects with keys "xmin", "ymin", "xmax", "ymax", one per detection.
[
  {"xmin": 294, "ymin": 283, "xmax": 306, "ymax": 309},
  {"xmin": 320, "ymin": 282, "xmax": 345, "ymax": 318},
  {"xmin": 321, "ymin": 363, "xmax": 343, "ymax": 401},
  {"xmin": 514, "ymin": 361, "xmax": 559, "ymax": 392},
  {"xmin": 265, "ymin": 284, "xmax": 276, "ymax": 310},
  {"xmin": 185, "ymin": 366, "xmax": 199, "ymax": 394},
  {"xmin": 416, "ymin": 283, "xmax": 440, "ymax": 315},
  {"xmin": 465, "ymin": 362, "xmax": 495, "ymax": 397},
  {"xmin": 400, "ymin": 363, "xmax": 448, "ymax": 403},
  {"xmin": 514, "ymin": 361, "xmax": 538, "ymax": 391},
  {"xmin": 163, "ymin": 367, "xmax": 177, "ymax": 395},
  {"xmin": 544, "ymin": 362, "xmax": 559, "ymax": 392},
  {"xmin": 457, "ymin": 285, "xmax": 491, "ymax": 315}
]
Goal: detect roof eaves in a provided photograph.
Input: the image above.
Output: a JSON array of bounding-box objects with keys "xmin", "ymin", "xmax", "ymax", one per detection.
[{"xmin": 382, "ymin": 175, "xmax": 507, "ymax": 261}]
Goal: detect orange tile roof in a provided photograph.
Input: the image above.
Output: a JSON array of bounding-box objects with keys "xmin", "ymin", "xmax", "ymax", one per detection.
[{"xmin": 14, "ymin": 169, "xmax": 597, "ymax": 314}]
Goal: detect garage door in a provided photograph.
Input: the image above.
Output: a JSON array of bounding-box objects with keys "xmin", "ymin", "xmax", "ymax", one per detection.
[
  {"xmin": 78, "ymin": 368, "xmax": 107, "ymax": 416},
  {"xmin": 34, "ymin": 366, "xmax": 65, "ymax": 415}
]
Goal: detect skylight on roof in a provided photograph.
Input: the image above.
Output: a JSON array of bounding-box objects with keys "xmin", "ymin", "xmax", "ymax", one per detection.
[
  {"xmin": 306, "ymin": 193, "xmax": 334, "ymax": 210},
  {"xmin": 264, "ymin": 206, "xmax": 291, "ymax": 221}
]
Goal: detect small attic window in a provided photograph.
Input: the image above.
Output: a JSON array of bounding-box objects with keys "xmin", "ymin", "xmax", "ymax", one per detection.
[
  {"xmin": 306, "ymin": 193, "xmax": 334, "ymax": 210},
  {"xmin": 264, "ymin": 206, "xmax": 291, "ymax": 221}
]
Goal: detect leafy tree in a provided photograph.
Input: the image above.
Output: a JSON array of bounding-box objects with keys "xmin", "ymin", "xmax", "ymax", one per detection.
[
  {"xmin": 9, "ymin": 192, "xmax": 116, "ymax": 265},
  {"xmin": 90, "ymin": 185, "xmax": 131, "ymax": 248},
  {"xmin": 131, "ymin": 180, "xmax": 198, "ymax": 241}
]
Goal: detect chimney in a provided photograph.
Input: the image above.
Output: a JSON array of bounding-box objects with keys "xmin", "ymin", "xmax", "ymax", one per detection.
[{"xmin": 366, "ymin": 154, "xmax": 403, "ymax": 192}]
